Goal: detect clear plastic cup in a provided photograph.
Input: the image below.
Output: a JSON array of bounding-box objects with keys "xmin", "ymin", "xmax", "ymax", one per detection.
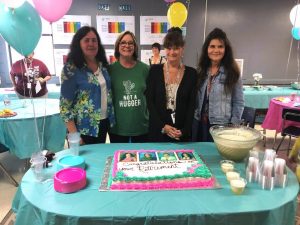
[
  {"xmin": 226, "ymin": 170, "xmax": 240, "ymax": 182},
  {"xmin": 274, "ymin": 158, "xmax": 288, "ymax": 188},
  {"xmin": 290, "ymin": 92, "xmax": 296, "ymax": 101},
  {"xmin": 68, "ymin": 132, "xmax": 81, "ymax": 155},
  {"xmin": 246, "ymin": 156, "xmax": 260, "ymax": 183},
  {"xmin": 263, "ymin": 149, "xmax": 276, "ymax": 161},
  {"xmin": 220, "ymin": 160, "xmax": 235, "ymax": 173},
  {"xmin": 259, "ymin": 160, "xmax": 275, "ymax": 190},
  {"xmin": 30, "ymin": 157, "xmax": 47, "ymax": 182},
  {"xmin": 230, "ymin": 178, "xmax": 247, "ymax": 195}
]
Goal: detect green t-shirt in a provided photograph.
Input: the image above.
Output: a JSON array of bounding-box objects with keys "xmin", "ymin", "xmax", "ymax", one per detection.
[{"xmin": 109, "ymin": 61, "xmax": 149, "ymax": 136}]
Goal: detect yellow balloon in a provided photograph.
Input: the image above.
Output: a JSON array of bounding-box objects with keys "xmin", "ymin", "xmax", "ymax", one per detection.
[{"xmin": 167, "ymin": 2, "xmax": 188, "ymax": 28}]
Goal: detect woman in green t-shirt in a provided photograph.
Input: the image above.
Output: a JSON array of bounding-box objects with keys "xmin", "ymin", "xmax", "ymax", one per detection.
[{"xmin": 108, "ymin": 31, "xmax": 149, "ymax": 143}]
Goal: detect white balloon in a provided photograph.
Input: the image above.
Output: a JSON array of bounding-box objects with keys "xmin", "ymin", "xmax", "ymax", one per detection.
[
  {"xmin": 0, "ymin": 0, "xmax": 25, "ymax": 8},
  {"xmin": 290, "ymin": 4, "xmax": 300, "ymax": 28}
]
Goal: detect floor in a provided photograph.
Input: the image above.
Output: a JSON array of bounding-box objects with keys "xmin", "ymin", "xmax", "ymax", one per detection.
[{"xmin": 0, "ymin": 126, "xmax": 298, "ymax": 224}]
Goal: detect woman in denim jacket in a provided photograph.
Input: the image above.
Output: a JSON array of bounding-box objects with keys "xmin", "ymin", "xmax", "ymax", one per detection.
[
  {"xmin": 60, "ymin": 26, "xmax": 115, "ymax": 144},
  {"xmin": 192, "ymin": 28, "xmax": 244, "ymax": 142}
]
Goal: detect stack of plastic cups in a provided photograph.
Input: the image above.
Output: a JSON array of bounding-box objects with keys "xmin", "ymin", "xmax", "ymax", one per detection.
[
  {"xmin": 67, "ymin": 132, "xmax": 81, "ymax": 155},
  {"xmin": 245, "ymin": 150, "xmax": 260, "ymax": 183},
  {"xmin": 274, "ymin": 158, "xmax": 287, "ymax": 188},
  {"xmin": 30, "ymin": 151, "xmax": 47, "ymax": 182},
  {"xmin": 259, "ymin": 149, "xmax": 276, "ymax": 190}
]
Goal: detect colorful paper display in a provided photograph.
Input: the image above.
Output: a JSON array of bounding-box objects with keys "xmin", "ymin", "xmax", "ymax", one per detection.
[
  {"xmin": 151, "ymin": 22, "xmax": 168, "ymax": 34},
  {"xmin": 108, "ymin": 22, "xmax": 125, "ymax": 33}
]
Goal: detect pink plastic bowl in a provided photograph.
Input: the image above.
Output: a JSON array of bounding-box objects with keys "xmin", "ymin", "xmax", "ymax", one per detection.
[{"xmin": 54, "ymin": 167, "xmax": 86, "ymax": 193}]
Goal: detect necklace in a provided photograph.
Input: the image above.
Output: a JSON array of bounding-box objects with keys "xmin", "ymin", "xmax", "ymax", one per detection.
[
  {"xmin": 165, "ymin": 61, "xmax": 183, "ymax": 111},
  {"xmin": 165, "ymin": 61, "xmax": 183, "ymax": 84}
]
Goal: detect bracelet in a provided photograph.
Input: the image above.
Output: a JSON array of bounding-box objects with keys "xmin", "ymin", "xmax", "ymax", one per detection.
[{"xmin": 161, "ymin": 128, "xmax": 165, "ymax": 134}]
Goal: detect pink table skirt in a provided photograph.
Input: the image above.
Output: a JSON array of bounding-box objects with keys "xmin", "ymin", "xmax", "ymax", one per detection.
[{"xmin": 262, "ymin": 97, "xmax": 300, "ymax": 133}]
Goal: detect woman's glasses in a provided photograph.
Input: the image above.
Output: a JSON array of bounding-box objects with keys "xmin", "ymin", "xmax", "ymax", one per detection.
[{"xmin": 120, "ymin": 41, "xmax": 134, "ymax": 47}]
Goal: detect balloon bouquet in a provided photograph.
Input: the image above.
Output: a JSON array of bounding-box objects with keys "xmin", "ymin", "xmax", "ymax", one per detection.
[
  {"xmin": 0, "ymin": 0, "xmax": 72, "ymax": 56},
  {"xmin": 0, "ymin": 0, "xmax": 72, "ymax": 178}
]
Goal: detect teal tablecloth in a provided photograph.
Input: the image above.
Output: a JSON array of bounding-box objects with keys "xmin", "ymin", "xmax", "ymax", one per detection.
[
  {"xmin": 0, "ymin": 99, "xmax": 66, "ymax": 159},
  {"xmin": 243, "ymin": 86, "xmax": 300, "ymax": 109},
  {"xmin": 0, "ymin": 84, "xmax": 61, "ymax": 100},
  {"xmin": 12, "ymin": 143, "xmax": 299, "ymax": 225}
]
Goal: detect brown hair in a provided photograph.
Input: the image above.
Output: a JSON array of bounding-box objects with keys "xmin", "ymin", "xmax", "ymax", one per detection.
[
  {"xmin": 163, "ymin": 27, "xmax": 185, "ymax": 49},
  {"xmin": 114, "ymin": 31, "xmax": 138, "ymax": 60}
]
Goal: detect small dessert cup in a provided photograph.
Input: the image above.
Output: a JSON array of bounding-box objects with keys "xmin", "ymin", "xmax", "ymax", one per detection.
[
  {"xmin": 220, "ymin": 160, "xmax": 235, "ymax": 173},
  {"xmin": 226, "ymin": 170, "xmax": 240, "ymax": 182},
  {"xmin": 230, "ymin": 178, "xmax": 247, "ymax": 195}
]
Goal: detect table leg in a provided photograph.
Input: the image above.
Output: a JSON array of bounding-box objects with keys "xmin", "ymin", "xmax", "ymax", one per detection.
[
  {"xmin": 272, "ymin": 132, "xmax": 278, "ymax": 149},
  {"xmin": 0, "ymin": 162, "xmax": 19, "ymax": 187}
]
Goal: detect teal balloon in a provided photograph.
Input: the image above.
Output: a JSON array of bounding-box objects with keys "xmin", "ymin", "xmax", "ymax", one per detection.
[
  {"xmin": 292, "ymin": 27, "xmax": 300, "ymax": 40},
  {"xmin": 0, "ymin": 2, "xmax": 41, "ymax": 56}
]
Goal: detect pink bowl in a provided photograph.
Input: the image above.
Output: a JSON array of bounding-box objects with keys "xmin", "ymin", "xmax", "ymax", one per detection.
[{"xmin": 54, "ymin": 167, "xmax": 86, "ymax": 193}]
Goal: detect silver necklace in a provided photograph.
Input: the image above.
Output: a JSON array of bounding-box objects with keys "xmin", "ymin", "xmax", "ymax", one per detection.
[{"xmin": 165, "ymin": 61, "xmax": 183, "ymax": 110}]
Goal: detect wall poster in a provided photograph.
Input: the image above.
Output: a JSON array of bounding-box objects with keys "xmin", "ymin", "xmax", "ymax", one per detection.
[
  {"xmin": 96, "ymin": 16, "xmax": 135, "ymax": 45},
  {"xmin": 140, "ymin": 16, "xmax": 169, "ymax": 45},
  {"xmin": 52, "ymin": 15, "xmax": 92, "ymax": 45}
]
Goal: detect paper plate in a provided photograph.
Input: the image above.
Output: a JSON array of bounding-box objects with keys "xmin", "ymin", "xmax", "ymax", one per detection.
[
  {"xmin": 54, "ymin": 167, "xmax": 86, "ymax": 193},
  {"xmin": 56, "ymin": 155, "xmax": 85, "ymax": 171},
  {"xmin": 0, "ymin": 112, "xmax": 17, "ymax": 118}
]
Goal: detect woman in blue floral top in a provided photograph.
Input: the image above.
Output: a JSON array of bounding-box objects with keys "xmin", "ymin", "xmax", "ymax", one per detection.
[{"xmin": 60, "ymin": 26, "xmax": 115, "ymax": 144}]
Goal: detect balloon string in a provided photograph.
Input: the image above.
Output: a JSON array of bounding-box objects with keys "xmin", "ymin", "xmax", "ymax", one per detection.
[
  {"xmin": 285, "ymin": 36, "xmax": 293, "ymax": 80},
  {"xmin": 184, "ymin": 0, "xmax": 191, "ymax": 28},
  {"xmin": 50, "ymin": 23, "xmax": 57, "ymax": 80},
  {"xmin": 297, "ymin": 41, "xmax": 300, "ymax": 82}
]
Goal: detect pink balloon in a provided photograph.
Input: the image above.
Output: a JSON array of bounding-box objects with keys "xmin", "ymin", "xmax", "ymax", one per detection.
[
  {"xmin": 164, "ymin": 0, "xmax": 176, "ymax": 2},
  {"xmin": 32, "ymin": 0, "xmax": 72, "ymax": 23}
]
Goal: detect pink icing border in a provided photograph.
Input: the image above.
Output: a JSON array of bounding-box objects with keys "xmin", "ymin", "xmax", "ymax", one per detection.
[{"xmin": 110, "ymin": 177, "xmax": 215, "ymax": 190}]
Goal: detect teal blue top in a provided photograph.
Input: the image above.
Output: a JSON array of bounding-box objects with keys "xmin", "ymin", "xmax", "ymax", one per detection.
[{"xmin": 12, "ymin": 142, "xmax": 299, "ymax": 225}]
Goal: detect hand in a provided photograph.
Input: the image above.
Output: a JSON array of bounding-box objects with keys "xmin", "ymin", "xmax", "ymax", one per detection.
[
  {"xmin": 163, "ymin": 125, "xmax": 182, "ymax": 140},
  {"xmin": 36, "ymin": 77, "xmax": 44, "ymax": 83}
]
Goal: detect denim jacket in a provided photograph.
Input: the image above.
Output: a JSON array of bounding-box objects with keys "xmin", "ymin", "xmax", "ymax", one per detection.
[
  {"xmin": 194, "ymin": 66, "xmax": 244, "ymax": 124},
  {"xmin": 60, "ymin": 61, "xmax": 115, "ymax": 137}
]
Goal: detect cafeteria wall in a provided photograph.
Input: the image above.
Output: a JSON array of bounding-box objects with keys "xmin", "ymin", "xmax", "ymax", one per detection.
[{"xmin": 0, "ymin": 0, "xmax": 297, "ymax": 87}]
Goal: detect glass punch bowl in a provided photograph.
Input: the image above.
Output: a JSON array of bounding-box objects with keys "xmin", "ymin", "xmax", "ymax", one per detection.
[{"xmin": 209, "ymin": 124, "xmax": 262, "ymax": 162}]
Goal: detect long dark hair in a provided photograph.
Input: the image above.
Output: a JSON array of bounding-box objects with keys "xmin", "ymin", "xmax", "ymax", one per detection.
[
  {"xmin": 67, "ymin": 26, "xmax": 108, "ymax": 68},
  {"xmin": 197, "ymin": 28, "xmax": 240, "ymax": 93}
]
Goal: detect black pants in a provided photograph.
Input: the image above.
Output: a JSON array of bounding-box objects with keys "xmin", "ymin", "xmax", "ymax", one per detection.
[
  {"xmin": 108, "ymin": 133, "xmax": 148, "ymax": 143},
  {"xmin": 81, "ymin": 118, "xmax": 109, "ymax": 144},
  {"xmin": 192, "ymin": 118, "xmax": 214, "ymax": 142}
]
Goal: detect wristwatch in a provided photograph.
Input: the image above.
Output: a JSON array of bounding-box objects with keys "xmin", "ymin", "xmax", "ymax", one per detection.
[{"xmin": 161, "ymin": 127, "xmax": 165, "ymax": 134}]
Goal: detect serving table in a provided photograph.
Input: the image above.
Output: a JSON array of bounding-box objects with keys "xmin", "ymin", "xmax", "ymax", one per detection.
[{"xmin": 12, "ymin": 142, "xmax": 299, "ymax": 225}]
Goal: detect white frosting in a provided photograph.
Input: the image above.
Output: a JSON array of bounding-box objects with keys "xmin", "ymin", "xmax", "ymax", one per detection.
[{"xmin": 117, "ymin": 160, "xmax": 197, "ymax": 177}]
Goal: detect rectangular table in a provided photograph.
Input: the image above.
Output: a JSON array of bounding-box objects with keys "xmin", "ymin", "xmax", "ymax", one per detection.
[{"xmin": 12, "ymin": 142, "xmax": 299, "ymax": 225}]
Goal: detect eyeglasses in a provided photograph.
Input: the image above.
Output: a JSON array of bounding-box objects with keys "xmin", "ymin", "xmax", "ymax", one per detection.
[{"xmin": 120, "ymin": 41, "xmax": 134, "ymax": 47}]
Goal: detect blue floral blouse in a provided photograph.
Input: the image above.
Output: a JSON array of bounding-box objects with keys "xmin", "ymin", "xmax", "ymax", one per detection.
[{"xmin": 60, "ymin": 61, "xmax": 115, "ymax": 137}]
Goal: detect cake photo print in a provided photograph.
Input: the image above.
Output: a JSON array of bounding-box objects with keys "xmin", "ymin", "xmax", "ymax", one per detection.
[{"xmin": 99, "ymin": 149, "xmax": 221, "ymax": 191}]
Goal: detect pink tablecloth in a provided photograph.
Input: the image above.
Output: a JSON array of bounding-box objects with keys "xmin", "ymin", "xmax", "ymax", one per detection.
[{"xmin": 262, "ymin": 97, "xmax": 300, "ymax": 133}]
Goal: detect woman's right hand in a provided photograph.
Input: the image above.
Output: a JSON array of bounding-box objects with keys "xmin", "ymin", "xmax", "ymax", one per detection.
[{"xmin": 163, "ymin": 125, "xmax": 181, "ymax": 140}]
